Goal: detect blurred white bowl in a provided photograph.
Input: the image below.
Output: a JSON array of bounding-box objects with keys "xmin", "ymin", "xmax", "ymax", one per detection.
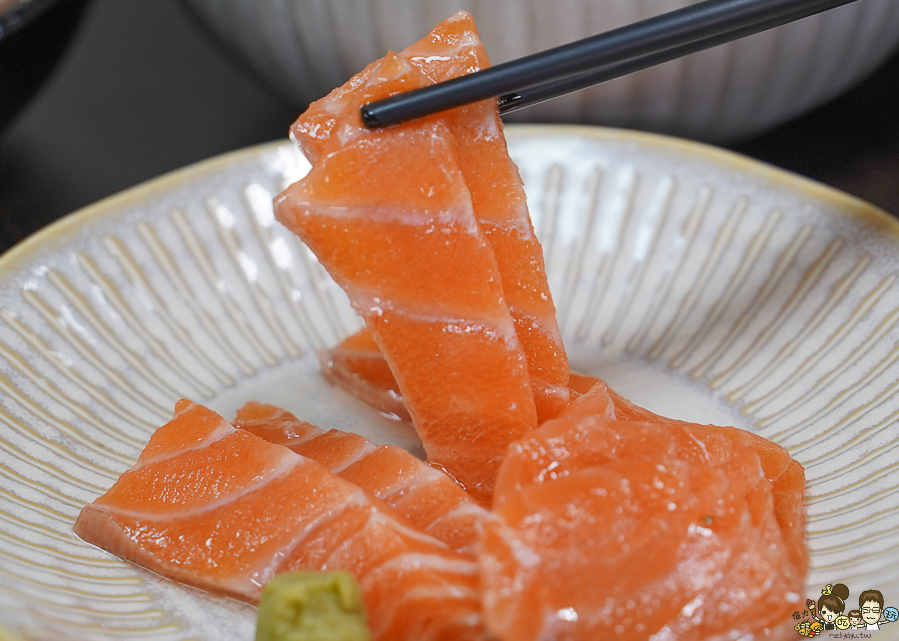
[{"xmin": 182, "ymin": 0, "xmax": 899, "ymax": 140}]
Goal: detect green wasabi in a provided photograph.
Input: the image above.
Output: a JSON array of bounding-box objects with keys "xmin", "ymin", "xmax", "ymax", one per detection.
[{"xmin": 255, "ymin": 571, "xmax": 370, "ymax": 641}]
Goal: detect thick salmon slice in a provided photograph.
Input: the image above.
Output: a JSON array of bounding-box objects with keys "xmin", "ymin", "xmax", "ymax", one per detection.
[
  {"xmin": 312, "ymin": 13, "xmax": 569, "ymax": 423},
  {"xmin": 276, "ymin": 44, "xmax": 537, "ymax": 503},
  {"xmin": 234, "ymin": 401, "xmax": 489, "ymax": 554},
  {"xmin": 402, "ymin": 12, "xmax": 569, "ymax": 421},
  {"xmin": 74, "ymin": 401, "xmax": 491, "ymax": 641},
  {"xmin": 478, "ymin": 391, "xmax": 807, "ymax": 641},
  {"xmin": 556, "ymin": 377, "xmax": 616, "ymax": 419},
  {"xmin": 567, "ymin": 371, "xmax": 675, "ymax": 421},
  {"xmin": 318, "ymin": 328, "xmax": 410, "ymax": 422},
  {"xmin": 567, "ymin": 377, "xmax": 808, "ymax": 568}
]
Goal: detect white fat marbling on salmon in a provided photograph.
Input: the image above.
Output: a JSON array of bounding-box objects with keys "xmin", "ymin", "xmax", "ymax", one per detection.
[
  {"xmin": 281, "ymin": 431, "xmax": 323, "ymax": 447},
  {"xmin": 131, "ymin": 409, "xmax": 233, "ymax": 469},
  {"xmin": 372, "ymin": 586, "xmax": 489, "ymax": 641},
  {"xmin": 90, "ymin": 440, "xmax": 301, "ymax": 520},
  {"xmin": 342, "ymin": 294, "xmax": 522, "ymax": 344},
  {"xmin": 426, "ymin": 501, "xmax": 490, "ymax": 527},
  {"xmin": 234, "ymin": 404, "xmax": 490, "ymax": 556},
  {"xmin": 287, "ymin": 196, "xmax": 483, "ymax": 232},
  {"xmin": 328, "ymin": 438, "xmax": 378, "ymax": 473},
  {"xmin": 259, "ymin": 487, "xmax": 372, "ymax": 586},
  {"xmin": 361, "ymin": 552, "xmax": 481, "ymax": 587},
  {"xmin": 375, "ymin": 464, "xmax": 440, "ymax": 502}
]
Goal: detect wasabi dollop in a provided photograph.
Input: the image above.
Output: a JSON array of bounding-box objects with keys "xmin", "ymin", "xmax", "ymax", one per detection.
[{"xmin": 255, "ymin": 571, "xmax": 370, "ymax": 641}]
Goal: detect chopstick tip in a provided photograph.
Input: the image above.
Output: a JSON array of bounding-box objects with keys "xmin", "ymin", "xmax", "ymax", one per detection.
[{"xmin": 360, "ymin": 105, "xmax": 382, "ymax": 129}]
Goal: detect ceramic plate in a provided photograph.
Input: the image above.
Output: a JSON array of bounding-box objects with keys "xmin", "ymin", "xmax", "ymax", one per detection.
[{"xmin": 1, "ymin": 125, "xmax": 898, "ymax": 640}]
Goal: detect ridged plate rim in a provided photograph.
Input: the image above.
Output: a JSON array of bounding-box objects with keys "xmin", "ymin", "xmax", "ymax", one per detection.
[{"xmin": 2, "ymin": 124, "xmax": 895, "ymax": 272}]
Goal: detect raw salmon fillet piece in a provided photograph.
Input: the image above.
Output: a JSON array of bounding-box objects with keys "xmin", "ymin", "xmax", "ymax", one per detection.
[
  {"xmin": 567, "ymin": 377, "xmax": 808, "ymax": 565},
  {"xmin": 567, "ymin": 372, "xmax": 666, "ymax": 422},
  {"xmin": 318, "ymin": 328, "xmax": 410, "ymax": 422},
  {"xmin": 479, "ymin": 387, "xmax": 808, "ymax": 641},
  {"xmin": 404, "ymin": 12, "xmax": 568, "ymax": 420},
  {"xmin": 312, "ymin": 13, "xmax": 569, "ymax": 422},
  {"xmin": 74, "ymin": 401, "xmax": 491, "ymax": 641},
  {"xmin": 234, "ymin": 401, "xmax": 490, "ymax": 554},
  {"xmin": 275, "ymin": 40, "xmax": 538, "ymax": 504}
]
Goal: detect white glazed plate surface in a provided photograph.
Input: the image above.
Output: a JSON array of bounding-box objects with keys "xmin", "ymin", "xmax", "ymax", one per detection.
[{"xmin": 1, "ymin": 125, "xmax": 898, "ymax": 640}]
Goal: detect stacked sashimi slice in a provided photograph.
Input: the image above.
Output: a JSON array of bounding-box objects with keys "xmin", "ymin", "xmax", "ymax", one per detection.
[
  {"xmin": 318, "ymin": 328, "xmax": 411, "ymax": 422},
  {"xmin": 74, "ymin": 401, "xmax": 491, "ymax": 641},
  {"xmin": 276, "ymin": 11, "xmax": 568, "ymax": 503},
  {"xmin": 233, "ymin": 401, "xmax": 490, "ymax": 555},
  {"xmin": 400, "ymin": 14, "xmax": 570, "ymax": 423}
]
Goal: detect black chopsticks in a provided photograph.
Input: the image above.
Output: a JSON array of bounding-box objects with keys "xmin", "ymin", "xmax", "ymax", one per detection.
[{"xmin": 361, "ymin": 0, "xmax": 860, "ymax": 128}]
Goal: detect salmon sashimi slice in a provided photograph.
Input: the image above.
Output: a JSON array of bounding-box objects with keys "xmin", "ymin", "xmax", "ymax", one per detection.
[
  {"xmin": 478, "ymin": 392, "xmax": 807, "ymax": 641},
  {"xmin": 565, "ymin": 371, "xmax": 600, "ymax": 397},
  {"xmin": 310, "ymin": 13, "xmax": 569, "ymax": 422},
  {"xmin": 275, "ymin": 43, "xmax": 537, "ymax": 504},
  {"xmin": 567, "ymin": 377, "xmax": 808, "ymax": 568},
  {"xmin": 291, "ymin": 11, "xmax": 568, "ymax": 422},
  {"xmin": 234, "ymin": 401, "xmax": 490, "ymax": 554},
  {"xmin": 318, "ymin": 327, "xmax": 410, "ymax": 422},
  {"xmin": 74, "ymin": 400, "xmax": 491, "ymax": 641},
  {"xmin": 567, "ymin": 371, "xmax": 667, "ymax": 422},
  {"xmin": 556, "ymin": 377, "xmax": 616, "ymax": 420},
  {"xmin": 401, "ymin": 12, "xmax": 569, "ymax": 421}
]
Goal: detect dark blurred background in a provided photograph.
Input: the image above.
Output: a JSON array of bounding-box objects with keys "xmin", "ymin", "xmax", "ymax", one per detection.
[{"xmin": 1, "ymin": 0, "xmax": 898, "ymax": 254}]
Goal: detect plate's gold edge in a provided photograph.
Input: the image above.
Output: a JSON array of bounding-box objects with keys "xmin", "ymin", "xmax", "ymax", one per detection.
[
  {"xmin": 2, "ymin": 125, "xmax": 895, "ymax": 278},
  {"xmin": 512, "ymin": 124, "xmax": 899, "ymax": 232}
]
